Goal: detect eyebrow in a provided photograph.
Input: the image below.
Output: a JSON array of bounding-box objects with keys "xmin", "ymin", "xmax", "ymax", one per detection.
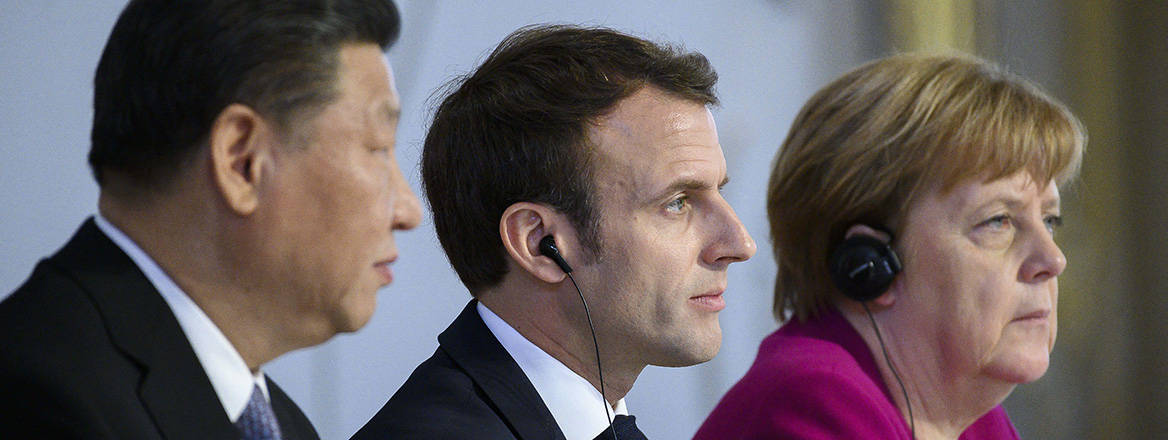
[
  {"xmin": 662, "ymin": 175, "xmax": 730, "ymax": 195},
  {"xmin": 382, "ymin": 102, "xmax": 401, "ymax": 121},
  {"xmin": 978, "ymin": 194, "xmax": 1061, "ymax": 212},
  {"xmin": 1041, "ymin": 197, "xmax": 1061, "ymax": 211}
]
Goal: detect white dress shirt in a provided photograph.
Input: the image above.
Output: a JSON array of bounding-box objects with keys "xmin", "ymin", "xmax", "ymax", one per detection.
[
  {"xmin": 477, "ymin": 302, "xmax": 628, "ymax": 440},
  {"xmin": 95, "ymin": 215, "xmax": 269, "ymax": 422}
]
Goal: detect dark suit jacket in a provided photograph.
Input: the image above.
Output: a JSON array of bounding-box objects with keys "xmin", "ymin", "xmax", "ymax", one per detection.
[
  {"xmin": 0, "ymin": 219, "xmax": 319, "ymax": 440},
  {"xmin": 352, "ymin": 300, "xmax": 565, "ymax": 440}
]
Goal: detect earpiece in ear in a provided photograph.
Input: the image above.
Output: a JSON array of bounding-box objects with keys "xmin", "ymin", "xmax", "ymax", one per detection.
[
  {"xmin": 539, "ymin": 236, "xmax": 574, "ymax": 274},
  {"xmin": 828, "ymin": 235, "xmax": 902, "ymax": 302},
  {"xmin": 539, "ymin": 236, "xmax": 612, "ymax": 433}
]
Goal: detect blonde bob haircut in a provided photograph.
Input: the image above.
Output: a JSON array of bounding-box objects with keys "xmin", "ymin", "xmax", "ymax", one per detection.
[{"xmin": 768, "ymin": 53, "xmax": 1085, "ymax": 322}]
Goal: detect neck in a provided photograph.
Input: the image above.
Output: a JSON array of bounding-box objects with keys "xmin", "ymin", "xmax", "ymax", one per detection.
[
  {"xmin": 838, "ymin": 302, "xmax": 1015, "ymax": 439},
  {"xmin": 99, "ymin": 189, "xmax": 289, "ymax": 372},
  {"xmin": 479, "ymin": 278, "xmax": 643, "ymax": 406}
]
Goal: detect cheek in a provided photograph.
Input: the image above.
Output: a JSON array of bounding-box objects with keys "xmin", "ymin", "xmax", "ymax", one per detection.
[
  {"xmin": 331, "ymin": 158, "xmax": 392, "ymax": 228},
  {"xmin": 594, "ymin": 211, "xmax": 704, "ymax": 315},
  {"xmin": 906, "ymin": 242, "xmax": 1011, "ymax": 362},
  {"xmin": 936, "ymin": 261, "xmax": 1023, "ymax": 370},
  {"xmin": 295, "ymin": 158, "xmax": 391, "ymax": 285},
  {"xmin": 902, "ymin": 240, "xmax": 964, "ymax": 317},
  {"xmin": 597, "ymin": 237, "xmax": 680, "ymax": 317},
  {"xmin": 1047, "ymin": 279, "xmax": 1059, "ymax": 346}
]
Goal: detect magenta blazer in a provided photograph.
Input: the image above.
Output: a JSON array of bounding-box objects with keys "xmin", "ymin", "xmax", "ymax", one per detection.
[{"xmin": 694, "ymin": 306, "xmax": 1020, "ymax": 439}]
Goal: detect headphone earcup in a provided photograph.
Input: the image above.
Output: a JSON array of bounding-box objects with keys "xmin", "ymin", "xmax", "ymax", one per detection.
[{"xmin": 828, "ymin": 235, "xmax": 902, "ymax": 302}]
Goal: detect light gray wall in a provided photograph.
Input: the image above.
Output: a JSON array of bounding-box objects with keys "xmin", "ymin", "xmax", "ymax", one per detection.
[{"xmin": 0, "ymin": 1, "xmax": 873, "ymax": 439}]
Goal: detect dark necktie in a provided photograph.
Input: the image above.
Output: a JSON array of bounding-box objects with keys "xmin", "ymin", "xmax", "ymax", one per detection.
[
  {"xmin": 592, "ymin": 414, "xmax": 648, "ymax": 440},
  {"xmin": 236, "ymin": 384, "xmax": 283, "ymax": 440}
]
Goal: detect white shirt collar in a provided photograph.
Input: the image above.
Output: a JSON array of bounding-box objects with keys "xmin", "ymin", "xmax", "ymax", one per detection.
[
  {"xmin": 94, "ymin": 215, "xmax": 269, "ymax": 422},
  {"xmin": 477, "ymin": 302, "xmax": 628, "ymax": 440}
]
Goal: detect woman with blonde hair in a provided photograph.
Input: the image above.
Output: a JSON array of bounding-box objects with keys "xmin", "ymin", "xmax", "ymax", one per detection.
[{"xmin": 695, "ymin": 53, "xmax": 1085, "ymax": 439}]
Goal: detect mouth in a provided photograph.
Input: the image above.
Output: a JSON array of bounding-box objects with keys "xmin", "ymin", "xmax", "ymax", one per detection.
[
  {"xmin": 688, "ymin": 290, "xmax": 726, "ymax": 312},
  {"xmin": 374, "ymin": 257, "xmax": 396, "ymax": 285},
  {"xmin": 1012, "ymin": 309, "xmax": 1050, "ymax": 323}
]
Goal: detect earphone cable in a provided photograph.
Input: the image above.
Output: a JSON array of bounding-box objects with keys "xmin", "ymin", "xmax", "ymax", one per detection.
[
  {"xmin": 863, "ymin": 302, "xmax": 915, "ymax": 440},
  {"xmin": 566, "ymin": 272, "xmax": 618, "ymax": 440}
]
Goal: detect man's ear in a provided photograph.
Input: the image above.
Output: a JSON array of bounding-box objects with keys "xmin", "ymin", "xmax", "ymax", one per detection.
[
  {"xmin": 499, "ymin": 202, "xmax": 572, "ymax": 284},
  {"xmin": 843, "ymin": 224, "xmax": 898, "ymax": 307},
  {"xmin": 208, "ymin": 103, "xmax": 273, "ymax": 216}
]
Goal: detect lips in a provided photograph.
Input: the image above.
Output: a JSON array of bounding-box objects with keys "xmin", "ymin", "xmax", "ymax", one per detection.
[
  {"xmin": 1013, "ymin": 309, "xmax": 1050, "ymax": 322},
  {"xmin": 374, "ymin": 257, "xmax": 396, "ymax": 285},
  {"xmin": 689, "ymin": 290, "xmax": 726, "ymax": 312}
]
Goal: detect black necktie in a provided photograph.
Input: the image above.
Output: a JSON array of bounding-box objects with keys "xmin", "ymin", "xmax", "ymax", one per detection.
[{"xmin": 592, "ymin": 414, "xmax": 648, "ymax": 440}]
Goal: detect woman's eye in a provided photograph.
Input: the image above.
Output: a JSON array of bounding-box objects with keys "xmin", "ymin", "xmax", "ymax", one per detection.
[
  {"xmin": 666, "ymin": 195, "xmax": 689, "ymax": 213},
  {"xmin": 980, "ymin": 215, "xmax": 1011, "ymax": 230}
]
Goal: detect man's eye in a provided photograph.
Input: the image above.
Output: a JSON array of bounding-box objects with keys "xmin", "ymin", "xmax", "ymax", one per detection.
[
  {"xmin": 1044, "ymin": 215, "xmax": 1063, "ymax": 234},
  {"xmin": 666, "ymin": 196, "xmax": 689, "ymax": 213}
]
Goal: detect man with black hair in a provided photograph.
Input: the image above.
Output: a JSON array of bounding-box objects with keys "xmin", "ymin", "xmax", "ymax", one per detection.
[
  {"xmin": 353, "ymin": 25, "xmax": 755, "ymax": 440},
  {"xmin": 0, "ymin": 1, "xmax": 420, "ymax": 438}
]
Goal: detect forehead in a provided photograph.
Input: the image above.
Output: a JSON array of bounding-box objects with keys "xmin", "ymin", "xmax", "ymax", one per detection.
[
  {"xmin": 288, "ymin": 44, "xmax": 397, "ymax": 147},
  {"xmin": 588, "ymin": 87, "xmax": 725, "ymax": 189},
  {"xmin": 923, "ymin": 172, "xmax": 1061, "ymax": 215},
  {"xmin": 334, "ymin": 43, "xmax": 398, "ymax": 113}
]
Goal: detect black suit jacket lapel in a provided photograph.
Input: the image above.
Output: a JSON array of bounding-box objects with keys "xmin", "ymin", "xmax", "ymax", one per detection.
[
  {"xmin": 438, "ymin": 300, "xmax": 567, "ymax": 440},
  {"xmin": 53, "ymin": 219, "xmax": 237, "ymax": 439},
  {"xmin": 268, "ymin": 377, "xmax": 320, "ymax": 440}
]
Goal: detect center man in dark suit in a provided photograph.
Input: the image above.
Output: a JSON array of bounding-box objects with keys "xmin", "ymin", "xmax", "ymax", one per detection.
[
  {"xmin": 352, "ymin": 25, "xmax": 756, "ymax": 440},
  {"xmin": 0, "ymin": 0, "xmax": 420, "ymax": 438}
]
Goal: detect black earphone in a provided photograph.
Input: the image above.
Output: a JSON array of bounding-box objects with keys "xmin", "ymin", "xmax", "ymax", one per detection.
[
  {"xmin": 538, "ymin": 235, "xmax": 618, "ymax": 440},
  {"xmin": 828, "ymin": 233, "xmax": 902, "ymax": 302},
  {"xmin": 827, "ymin": 228, "xmax": 914, "ymax": 439},
  {"xmin": 539, "ymin": 235, "xmax": 573, "ymax": 274}
]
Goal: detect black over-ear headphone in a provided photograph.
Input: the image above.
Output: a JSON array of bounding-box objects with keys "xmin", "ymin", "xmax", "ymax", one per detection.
[
  {"xmin": 828, "ymin": 231, "xmax": 902, "ymax": 302},
  {"xmin": 829, "ymin": 228, "xmax": 915, "ymax": 439}
]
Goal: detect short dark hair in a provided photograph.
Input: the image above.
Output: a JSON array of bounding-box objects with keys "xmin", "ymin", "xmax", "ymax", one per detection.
[
  {"xmin": 89, "ymin": 0, "xmax": 401, "ymax": 189},
  {"xmin": 422, "ymin": 24, "xmax": 718, "ymax": 293}
]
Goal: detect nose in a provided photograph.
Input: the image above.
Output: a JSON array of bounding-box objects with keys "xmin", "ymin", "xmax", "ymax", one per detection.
[
  {"xmin": 701, "ymin": 197, "xmax": 757, "ymax": 267},
  {"xmin": 389, "ymin": 157, "xmax": 422, "ymax": 231},
  {"xmin": 1019, "ymin": 226, "xmax": 1066, "ymax": 283}
]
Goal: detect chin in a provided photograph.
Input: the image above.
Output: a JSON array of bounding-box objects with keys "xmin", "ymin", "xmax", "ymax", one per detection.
[
  {"xmin": 984, "ymin": 353, "xmax": 1051, "ymax": 384},
  {"xmin": 332, "ymin": 293, "xmax": 378, "ymax": 334},
  {"xmin": 656, "ymin": 327, "xmax": 722, "ymax": 367},
  {"xmin": 339, "ymin": 306, "xmax": 376, "ymax": 333},
  {"xmin": 335, "ymin": 315, "xmax": 371, "ymax": 334}
]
